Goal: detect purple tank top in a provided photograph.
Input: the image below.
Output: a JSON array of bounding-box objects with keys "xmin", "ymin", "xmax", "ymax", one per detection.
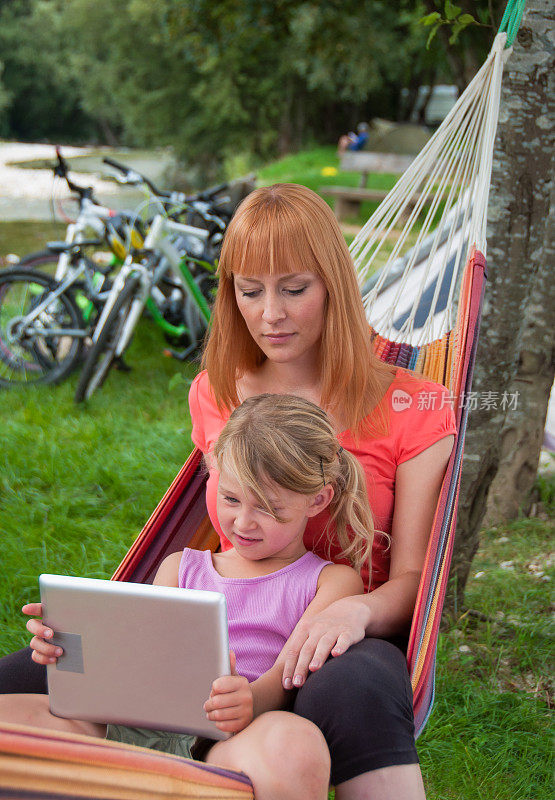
[{"xmin": 178, "ymin": 549, "xmax": 332, "ymax": 682}]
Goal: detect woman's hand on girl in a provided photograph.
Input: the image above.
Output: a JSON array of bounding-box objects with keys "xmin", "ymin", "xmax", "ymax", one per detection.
[
  {"xmin": 22, "ymin": 603, "xmax": 63, "ymax": 665},
  {"xmin": 204, "ymin": 651, "xmax": 254, "ymax": 734},
  {"xmin": 282, "ymin": 595, "xmax": 371, "ymax": 689}
]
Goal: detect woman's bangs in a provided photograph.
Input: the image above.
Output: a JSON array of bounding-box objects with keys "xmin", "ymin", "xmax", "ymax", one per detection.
[{"xmin": 225, "ymin": 210, "xmax": 320, "ymax": 278}]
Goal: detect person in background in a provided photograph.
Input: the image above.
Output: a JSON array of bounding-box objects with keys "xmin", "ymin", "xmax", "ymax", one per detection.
[{"xmin": 338, "ymin": 121, "xmax": 370, "ymax": 153}]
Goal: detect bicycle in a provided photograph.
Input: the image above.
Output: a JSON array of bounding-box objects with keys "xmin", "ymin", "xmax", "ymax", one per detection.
[
  {"xmin": 0, "ymin": 153, "xmax": 145, "ymax": 386},
  {"xmin": 74, "ymin": 214, "xmax": 216, "ymax": 402},
  {"xmin": 0, "ymin": 267, "xmax": 88, "ymax": 386},
  {"xmin": 14, "ymin": 150, "xmax": 149, "ymax": 332},
  {"xmin": 0, "ymin": 151, "xmax": 233, "ymax": 389},
  {"xmin": 0, "ymin": 152, "xmax": 222, "ymax": 387}
]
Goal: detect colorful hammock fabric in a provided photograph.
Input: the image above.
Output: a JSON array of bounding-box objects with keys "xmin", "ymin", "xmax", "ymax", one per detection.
[
  {"xmin": 110, "ymin": 251, "xmax": 488, "ymax": 744},
  {"xmin": 0, "ymin": 721, "xmax": 252, "ymax": 799}
]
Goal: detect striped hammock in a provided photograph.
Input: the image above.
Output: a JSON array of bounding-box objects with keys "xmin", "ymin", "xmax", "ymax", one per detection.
[{"xmin": 0, "ymin": 5, "xmax": 525, "ymax": 796}]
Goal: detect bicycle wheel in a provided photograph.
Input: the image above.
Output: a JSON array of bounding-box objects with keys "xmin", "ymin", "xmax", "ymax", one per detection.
[
  {"xmin": 74, "ymin": 275, "xmax": 140, "ymax": 403},
  {"xmin": 0, "ymin": 268, "xmax": 84, "ymax": 387},
  {"xmin": 18, "ymin": 249, "xmax": 61, "ymax": 271}
]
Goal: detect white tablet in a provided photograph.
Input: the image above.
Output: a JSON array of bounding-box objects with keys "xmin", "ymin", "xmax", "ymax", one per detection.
[{"xmin": 39, "ymin": 573, "xmax": 231, "ymax": 740}]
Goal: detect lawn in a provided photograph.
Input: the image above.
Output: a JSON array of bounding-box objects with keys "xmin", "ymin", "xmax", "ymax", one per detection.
[{"xmin": 0, "ymin": 147, "xmax": 553, "ymax": 799}]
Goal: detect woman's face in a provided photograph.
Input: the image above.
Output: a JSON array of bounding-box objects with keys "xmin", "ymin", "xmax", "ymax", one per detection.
[{"xmin": 233, "ymin": 271, "xmax": 327, "ymax": 367}]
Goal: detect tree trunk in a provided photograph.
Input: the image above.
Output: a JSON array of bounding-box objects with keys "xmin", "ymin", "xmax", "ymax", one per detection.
[
  {"xmin": 417, "ymin": 68, "xmax": 438, "ymax": 126},
  {"xmin": 97, "ymin": 117, "xmax": 120, "ymax": 148},
  {"xmin": 448, "ymin": 0, "xmax": 554, "ymax": 613}
]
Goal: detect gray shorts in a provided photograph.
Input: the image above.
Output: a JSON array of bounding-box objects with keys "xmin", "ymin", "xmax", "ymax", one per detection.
[{"xmin": 106, "ymin": 723, "xmax": 198, "ymax": 758}]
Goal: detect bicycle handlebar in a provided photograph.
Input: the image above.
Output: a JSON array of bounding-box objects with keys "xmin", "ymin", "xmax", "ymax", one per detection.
[
  {"xmin": 102, "ymin": 157, "xmax": 171, "ymax": 199},
  {"xmin": 54, "ymin": 146, "xmax": 96, "ymax": 203},
  {"xmin": 102, "ymin": 156, "xmax": 130, "ymax": 174},
  {"xmin": 196, "ymin": 182, "xmax": 229, "ymax": 201},
  {"xmin": 103, "ymin": 155, "xmax": 230, "ymax": 209}
]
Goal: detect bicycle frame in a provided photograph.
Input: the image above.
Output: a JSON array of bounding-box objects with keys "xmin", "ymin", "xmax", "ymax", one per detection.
[
  {"xmin": 91, "ymin": 215, "xmax": 210, "ymax": 358},
  {"xmin": 144, "ymin": 252, "xmax": 215, "ymax": 339},
  {"xmin": 14, "ymin": 263, "xmax": 94, "ymax": 339},
  {"xmin": 53, "ymin": 197, "xmax": 118, "ymax": 281},
  {"xmin": 146, "ymin": 216, "xmax": 212, "ymax": 323}
]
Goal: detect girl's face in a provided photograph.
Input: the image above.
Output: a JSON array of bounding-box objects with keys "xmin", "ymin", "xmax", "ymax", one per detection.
[
  {"xmin": 216, "ymin": 468, "xmax": 330, "ymax": 563},
  {"xmin": 233, "ymin": 272, "xmax": 327, "ymax": 367}
]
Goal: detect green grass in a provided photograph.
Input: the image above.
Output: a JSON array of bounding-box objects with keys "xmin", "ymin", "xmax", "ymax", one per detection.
[
  {"xmin": 418, "ymin": 516, "xmax": 553, "ymax": 799},
  {"xmin": 0, "ymin": 321, "xmax": 199, "ymax": 654},
  {"xmin": 0, "ymin": 220, "xmax": 66, "ymax": 262},
  {"xmin": 1, "ymin": 151, "xmax": 553, "ymax": 798},
  {"xmin": 1, "ymin": 360, "xmax": 551, "ymax": 800}
]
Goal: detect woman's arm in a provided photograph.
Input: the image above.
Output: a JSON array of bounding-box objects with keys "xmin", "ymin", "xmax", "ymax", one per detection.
[
  {"xmin": 281, "ymin": 435, "xmax": 454, "ymax": 686},
  {"xmin": 362, "ymin": 433, "xmax": 455, "ymax": 637},
  {"xmin": 252, "ymin": 564, "xmax": 363, "ymax": 711}
]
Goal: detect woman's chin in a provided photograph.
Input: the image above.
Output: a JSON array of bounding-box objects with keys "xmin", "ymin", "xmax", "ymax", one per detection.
[
  {"xmin": 258, "ymin": 344, "xmax": 297, "ymax": 363},
  {"xmin": 258, "ymin": 339, "xmax": 318, "ymax": 367}
]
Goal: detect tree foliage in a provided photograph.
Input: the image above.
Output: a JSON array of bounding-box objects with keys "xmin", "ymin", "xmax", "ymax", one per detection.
[
  {"xmin": 0, "ymin": 0, "xmax": 97, "ymax": 140},
  {"xmin": 0, "ymin": 0, "xmax": 504, "ymax": 173}
]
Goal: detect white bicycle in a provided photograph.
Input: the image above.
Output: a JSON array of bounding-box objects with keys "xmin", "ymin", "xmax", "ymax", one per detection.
[{"xmin": 74, "ymin": 214, "xmax": 214, "ymax": 402}]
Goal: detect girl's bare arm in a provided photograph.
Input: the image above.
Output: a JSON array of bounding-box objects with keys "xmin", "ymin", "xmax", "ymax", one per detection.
[{"xmin": 152, "ymin": 552, "xmax": 181, "ymax": 586}]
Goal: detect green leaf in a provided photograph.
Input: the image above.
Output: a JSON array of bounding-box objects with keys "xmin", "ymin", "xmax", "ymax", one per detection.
[
  {"xmin": 444, "ymin": 0, "xmax": 461, "ymax": 21},
  {"xmin": 426, "ymin": 21, "xmax": 442, "ymax": 49},
  {"xmin": 448, "ymin": 14, "xmax": 476, "ymax": 43},
  {"xmin": 449, "ymin": 24, "xmax": 463, "ymax": 44},
  {"xmin": 419, "ymin": 11, "xmax": 441, "ymax": 26},
  {"xmin": 458, "ymin": 14, "xmax": 477, "ymax": 26}
]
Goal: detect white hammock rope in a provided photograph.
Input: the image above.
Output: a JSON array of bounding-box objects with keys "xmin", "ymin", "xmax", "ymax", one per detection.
[{"xmin": 351, "ymin": 33, "xmax": 510, "ymax": 345}]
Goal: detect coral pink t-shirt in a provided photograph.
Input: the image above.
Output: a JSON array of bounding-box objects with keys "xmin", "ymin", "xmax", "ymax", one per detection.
[{"xmin": 188, "ymin": 369, "xmax": 456, "ymax": 593}]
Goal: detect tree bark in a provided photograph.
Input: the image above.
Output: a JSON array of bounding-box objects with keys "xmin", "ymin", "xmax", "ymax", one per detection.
[{"xmin": 448, "ymin": 0, "xmax": 554, "ymax": 613}]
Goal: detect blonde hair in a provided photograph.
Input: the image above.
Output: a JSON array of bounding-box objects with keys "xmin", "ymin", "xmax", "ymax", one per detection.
[
  {"xmin": 213, "ymin": 394, "xmax": 374, "ymax": 576},
  {"xmin": 202, "ymin": 183, "xmax": 395, "ymax": 436}
]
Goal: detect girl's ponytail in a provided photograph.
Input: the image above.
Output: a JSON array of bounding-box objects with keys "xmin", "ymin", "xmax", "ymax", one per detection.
[{"xmin": 325, "ymin": 447, "xmax": 375, "ymax": 577}]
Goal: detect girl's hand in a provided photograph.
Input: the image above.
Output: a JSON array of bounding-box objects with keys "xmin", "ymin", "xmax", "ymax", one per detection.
[
  {"xmin": 281, "ymin": 596, "xmax": 371, "ymax": 689},
  {"xmin": 22, "ymin": 603, "xmax": 63, "ymax": 665},
  {"xmin": 204, "ymin": 651, "xmax": 253, "ymax": 734}
]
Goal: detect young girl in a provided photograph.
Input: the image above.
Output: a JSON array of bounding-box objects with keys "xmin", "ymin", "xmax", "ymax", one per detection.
[{"xmin": 0, "ymin": 393, "xmax": 373, "ymax": 800}]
